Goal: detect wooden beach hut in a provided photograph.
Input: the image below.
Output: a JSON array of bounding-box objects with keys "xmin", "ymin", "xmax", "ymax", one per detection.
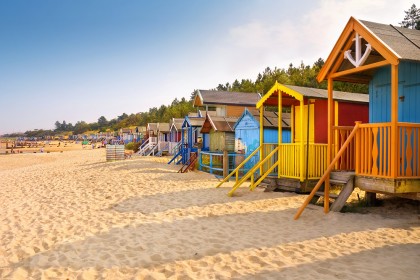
[
  {"xmin": 295, "ymin": 17, "xmax": 420, "ymax": 218},
  {"xmin": 218, "ymin": 82, "xmax": 369, "ymax": 195},
  {"xmin": 192, "ymin": 90, "xmax": 262, "ymax": 172},
  {"xmin": 137, "ymin": 123, "xmax": 158, "ymax": 155},
  {"xmin": 200, "ymin": 114, "xmax": 238, "ymax": 152},
  {"xmin": 193, "ymin": 90, "xmax": 261, "ymax": 118},
  {"xmin": 168, "ymin": 118, "xmax": 184, "ymax": 155},
  {"xmin": 199, "ymin": 114, "xmax": 238, "ymax": 175},
  {"xmin": 168, "ymin": 115, "xmax": 205, "ymax": 165},
  {"xmin": 234, "ymin": 108, "xmax": 291, "ymax": 171},
  {"xmin": 156, "ymin": 122, "xmax": 170, "ymax": 156}
]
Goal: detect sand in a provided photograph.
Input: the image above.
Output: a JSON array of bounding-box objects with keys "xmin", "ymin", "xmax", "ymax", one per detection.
[{"xmin": 0, "ymin": 149, "xmax": 419, "ymax": 279}]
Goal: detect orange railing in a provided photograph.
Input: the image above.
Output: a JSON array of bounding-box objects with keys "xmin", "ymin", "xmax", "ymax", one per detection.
[
  {"xmin": 397, "ymin": 123, "xmax": 420, "ymax": 177},
  {"xmin": 356, "ymin": 123, "xmax": 392, "ymax": 177},
  {"xmin": 355, "ymin": 122, "xmax": 420, "ymax": 178},
  {"xmin": 333, "ymin": 126, "xmax": 356, "ymax": 171}
]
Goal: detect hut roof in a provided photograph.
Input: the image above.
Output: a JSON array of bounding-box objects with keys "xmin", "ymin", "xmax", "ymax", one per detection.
[
  {"xmin": 258, "ymin": 82, "xmax": 368, "ymax": 108},
  {"xmin": 183, "ymin": 116, "xmax": 205, "ymax": 127},
  {"xmin": 360, "ymin": 20, "xmax": 420, "ymax": 62},
  {"xmin": 170, "ymin": 118, "xmax": 184, "ymax": 131},
  {"xmin": 201, "ymin": 115, "xmax": 238, "ymax": 133},
  {"xmin": 237, "ymin": 108, "xmax": 291, "ymax": 129},
  {"xmin": 193, "ymin": 90, "xmax": 261, "ymax": 107},
  {"xmin": 285, "ymin": 85, "xmax": 369, "ymax": 103},
  {"xmin": 158, "ymin": 123, "xmax": 170, "ymax": 133},
  {"xmin": 147, "ymin": 123, "xmax": 158, "ymax": 133},
  {"xmin": 317, "ymin": 17, "xmax": 420, "ymax": 83}
]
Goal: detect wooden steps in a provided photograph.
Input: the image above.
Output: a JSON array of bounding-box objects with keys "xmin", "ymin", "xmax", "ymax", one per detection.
[
  {"xmin": 178, "ymin": 152, "xmax": 198, "ymax": 173},
  {"xmin": 311, "ymin": 171, "xmax": 355, "ymax": 212}
]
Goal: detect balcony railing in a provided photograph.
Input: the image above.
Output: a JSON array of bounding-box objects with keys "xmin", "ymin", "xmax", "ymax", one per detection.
[
  {"xmin": 258, "ymin": 143, "xmax": 329, "ymax": 181},
  {"xmin": 355, "ymin": 122, "xmax": 420, "ymax": 178}
]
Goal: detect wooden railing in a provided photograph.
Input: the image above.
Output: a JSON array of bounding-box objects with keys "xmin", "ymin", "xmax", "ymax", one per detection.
[
  {"xmin": 261, "ymin": 143, "xmax": 278, "ymax": 174},
  {"xmin": 356, "ymin": 123, "xmax": 391, "ymax": 177},
  {"xmin": 354, "ymin": 122, "xmax": 420, "ymax": 179},
  {"xmin": 277, "ymin": 143, "xmax": 328, "ymax": 180},
  {"xmin": 397, "ymin": 123, "xmax": 420, "ymax": 177},
  {"xmin": 333, "ymin": 126, "xmax": 356, "ymax": 171},
  {"xmin": 216, "ymin": 146, "xmax": 262, "ymax": 188},
  {"xmin": 227, "ymin": 147, "xmax": 280, "ymax": 196}
]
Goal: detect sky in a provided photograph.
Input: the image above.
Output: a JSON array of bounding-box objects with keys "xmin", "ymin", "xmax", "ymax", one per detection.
[{"xmin": 0, "ymin": 0, "xmax": 415, "ymax": 134}]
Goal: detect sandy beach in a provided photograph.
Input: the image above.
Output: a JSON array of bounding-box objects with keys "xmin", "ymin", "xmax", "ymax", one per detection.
[{"xmin": 0, "ymin": 149, "xmax": 419, "ymax": 279}]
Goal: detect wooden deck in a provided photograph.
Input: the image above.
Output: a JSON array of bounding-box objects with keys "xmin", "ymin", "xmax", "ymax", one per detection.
[{"xmin": 355, "ymin": 176, "xmax": 420, "ymax": 199}]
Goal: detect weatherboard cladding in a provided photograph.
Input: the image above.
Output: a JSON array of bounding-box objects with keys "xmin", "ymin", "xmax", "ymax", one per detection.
[
  {"xmin": 360, "ymin": 20, "xmax": 420, "ymax": 62},
  {"xmin": 197, "ymin": 90, "xmax": 261, "ymax": 106}
]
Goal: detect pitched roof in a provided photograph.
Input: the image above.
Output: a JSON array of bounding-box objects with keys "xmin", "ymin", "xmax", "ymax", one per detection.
[
  {"xmin": 170, "ymin": 118, "xmax": 184, "ymax": 130},
  {"xmin": 317, "ymin": 17, "xmax": 420, "ymax": 83},
  {"xmin": 360, "ymin": 20, "xmax": 420, "ymax": 61},
  {"xmin": 183, "ymin": 116, "xmax": 205, "ymax": 127},
  {"xmin": 201, "ymin": 115, "xmax": 238, "ymax": 133},
  {"xmin": 237, "ymin": 108, "xmax": 291, "ymax": 129},
  {"xmin": 286, "ymin": 85, "xmax": 369, "ymax": 103},
  {"xmin": 193, "ymin": 90, "xmax": 261, "ymax": 107},
  {"xmin": 157, "ymin": 123, "xmax": 170, "ymax": 133},
  {"xmin": 257, "ymin": 82, "xmax": 368, "ymax": 108},
  {"xmin": 147, "ymin": 123, "xmax": 158, "ymax": 133}
]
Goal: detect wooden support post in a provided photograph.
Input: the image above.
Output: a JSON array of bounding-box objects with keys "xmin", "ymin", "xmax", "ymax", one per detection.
[
  {"xmin": 365, "ymin": 191, "xmax": 377, "ymax": 206},
  {"xmin": 299, "ymin": 99, "xmax": 305, "ymax": 182},
  {"xmin": 325, "ymin": 77, "xmax": 334, "ymax": 213},
  {"xmin": 260, "ymin": 106, "xmax": 264, "ymax": 175},
  {"xmin": 278, "ymin": 88, "xmax": 282, "ymax": 178},
  {"xmin": 223, "ymin": 150, "xmax": 228, "ymax": 178},
  {"xmin": 390, "ymin": 64, "xmax": 399, "ymax": 178}
]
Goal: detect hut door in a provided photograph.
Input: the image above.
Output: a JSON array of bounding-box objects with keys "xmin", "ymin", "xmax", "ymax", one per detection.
[{"xmin": 294, "ymin": 104, "xmax": 314, "ymax": 143}]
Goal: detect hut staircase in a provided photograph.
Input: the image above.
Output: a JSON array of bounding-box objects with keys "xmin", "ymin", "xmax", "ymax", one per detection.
[
  {"xmin": 138, "ymin": 139, "xmax": 158, "ymax": 156},
  {"xmin": 178, "ymin": 152, "xmax": 198, "ymax": 173},
  {"xmin": 167, "ymin": 141, "xmax": 182, "ymax": 165},
  {"xmin": 216, "ymin": 145, "xmax": 280, "ymax": 196},
  {"xmin": 137, "ymin": 138, "xmax": 150, "ymax": 155},
  {"xmin": 310, "ymin": 171, "xmax": 355, "ymax": 212},
  {"xmin": 294, "ymin": 122, "xmax": 360, "ymax": 220}
]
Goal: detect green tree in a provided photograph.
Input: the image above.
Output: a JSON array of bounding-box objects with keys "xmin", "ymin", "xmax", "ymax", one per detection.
[
  {"xmin": 400, "ymin": 4, "xmax": 420, "ymax": 30},
  {"xmin": 73, "ymin": 121, "xmax": 90, "ymax": 135}
]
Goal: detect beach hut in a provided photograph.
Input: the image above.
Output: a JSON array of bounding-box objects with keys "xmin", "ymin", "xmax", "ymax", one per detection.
[
  {"xmin": 168, "ymin": 118, "xmax": 184, "ymax": 155},
  {"xmin": 199, "ymin": 114, "xmax": 239, "ymax": 174},
  {"xmin": 200, "ymin": 114, "xmax": 238, "ymax": 152},
  {"xmin": 138, "ymin": 123, "xmax": 158, "ymax": 155},
  {"xmin": 294, "ymin": 17, "xmax": 420, "ymax": 218},
  {"xmin": 168, "ymin": 115, "xmax": 205, "ymax": 165},
  {"xmin": 193, "ymin": 90, "xmax": 261, "ymax": 117},
  {"xmin": 218, "ymin": 82, "xmax": 369, "ymax": 195},
  {"xmin": 156, "ymin": 122, "xmax": 170, "ymax": 156},
  {"xmin": 234, "ymin": 108, "xmax": 291, "ymax": 171}
]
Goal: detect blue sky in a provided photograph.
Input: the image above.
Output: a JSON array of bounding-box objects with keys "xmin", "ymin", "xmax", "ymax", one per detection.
[{"xmin": 0, "ymin": 0, "xmax": 414, "ymax": 134}]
